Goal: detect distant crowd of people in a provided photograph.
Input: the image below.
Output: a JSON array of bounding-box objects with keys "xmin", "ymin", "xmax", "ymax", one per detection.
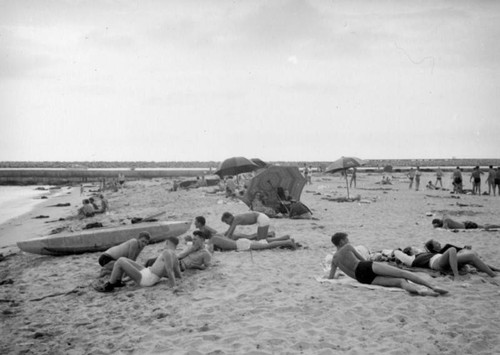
[{"xmin": 406, "ymin": 165, "xmax": 500, "ymax": 196}]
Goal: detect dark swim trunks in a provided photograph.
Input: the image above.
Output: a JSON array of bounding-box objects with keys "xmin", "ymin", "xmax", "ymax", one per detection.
[
  {"xmin": 474, "ymin": 178, "xmax": 480, "ymax": 183},
  {"xmin": 98, "ymin": 253, "xmax": 115, "ymax": 267},
  {"xmin": 454, "ymin": 177, "xmax": 462, "ymax": 184},
  {"xmin": 354, "ymin": 261, "xmax": 378, "ymax": 284},
  {"xmin": 495, "ymin": 179, "xmax": 500, "ymax": 186},
  {"xmin": 463, "ymin": 221, "xmax": 479, "ymax": 229}
]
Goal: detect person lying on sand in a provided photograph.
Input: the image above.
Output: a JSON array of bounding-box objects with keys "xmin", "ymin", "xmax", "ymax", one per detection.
[
  {"xmin": 394, "ymin": 239, "xmax": 497, "ymax": 280},
  {"xmin": 328, "ymin": 232, "xmax": 448, "ymax": 296},
  {"xmin": 98, "ymin": 232, "xmax": 151, "ymax": 276},
  {"xmin": 145, "ymin": 230, "xmax": 211, "ymax": 271},
  {"xmin": 208, "ymin": 234, "xmax": 299, "ymax": 252},
  {"xmin": 432, "ymin": 216, "xmax": 500, "ymax": 230},
  {"xmin": 221, "ymin": 211, "xmax": 290, "ymax": 242},
  {"xmin": 95, "ymin": 236, "xmax": 181, "ymax": 293}
]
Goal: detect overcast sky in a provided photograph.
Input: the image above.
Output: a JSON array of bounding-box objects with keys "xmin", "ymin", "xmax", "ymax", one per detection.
[{"xmin": 1, "ymin": 0, "xmax": 499, "ymax": 162}]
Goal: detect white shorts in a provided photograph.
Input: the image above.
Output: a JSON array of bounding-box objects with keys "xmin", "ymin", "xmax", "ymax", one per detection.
[
  {"xmin": 236, "ymin": 238, "xmax": 252, "ymax": 251},
  {"xmin": 139, "ymin": 267, "xmax": 161, "ymax": 287},
  {"xmin": 256, "ymin": 213, "xmax": 270, "ymax": 227},
  {"xmin": 429, "ymin": 254, "xmax": 442, "ymax": 270}
]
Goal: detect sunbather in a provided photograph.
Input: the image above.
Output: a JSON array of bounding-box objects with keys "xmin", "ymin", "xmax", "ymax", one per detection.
[
  {"xmin": 432, "ymin": 216, "xmax": 500, "ymax": 230},
  {"xmin": 95, "ymin": 236, "xmax": 181, "ymax": 293},
  {"xmin": 328, "ymin": 232, "xmax": 448, "ymax": 296},
  {"xmin": 208, "ymin": 234, "xmax": 298, "ymax": 252},
  {"xmin": 394, "ymin": 239, "xmax": 497, "ymax": 280},
  {"xmin": 98, "ymin": 232, "xmax": 151, "ymax": 276}
]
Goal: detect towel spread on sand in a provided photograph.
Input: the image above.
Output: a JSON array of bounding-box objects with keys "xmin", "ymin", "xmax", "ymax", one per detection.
[{"xmin": 315, "ymin": 276, "xmax": 405, "ymax": 292}]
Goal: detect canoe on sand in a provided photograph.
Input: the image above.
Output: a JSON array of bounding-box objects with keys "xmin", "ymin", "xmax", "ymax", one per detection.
[{"xmin": 17, "ymin": 220, "xmax": 191, "ymax": 256}]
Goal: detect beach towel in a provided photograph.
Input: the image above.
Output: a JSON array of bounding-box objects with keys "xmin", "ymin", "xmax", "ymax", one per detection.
[{"xmin": 315, "ymin": 276, "xmax": 405, "ymax": 292}]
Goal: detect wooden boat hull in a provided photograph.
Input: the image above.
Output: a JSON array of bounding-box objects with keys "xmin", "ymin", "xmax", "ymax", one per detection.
[{"xmin": 17, "ymin": 220, "xmax": 191, "ymax": 256}]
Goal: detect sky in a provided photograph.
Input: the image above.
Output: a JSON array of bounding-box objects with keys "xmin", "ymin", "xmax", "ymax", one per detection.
[{"xmin": 1, "ymin": 0, "xmax": 499, "ymax": 162}]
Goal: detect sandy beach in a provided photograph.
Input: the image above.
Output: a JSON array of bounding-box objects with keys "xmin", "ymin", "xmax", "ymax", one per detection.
[{"xmin": 1, "ymin": 172, "xmax": 500, "ymax": 354}]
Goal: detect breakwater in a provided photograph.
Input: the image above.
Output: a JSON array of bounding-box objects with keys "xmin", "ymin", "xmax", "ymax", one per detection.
[{"xmin": 0, "ymin": 169, "xmax": 210, "ymax": 185}]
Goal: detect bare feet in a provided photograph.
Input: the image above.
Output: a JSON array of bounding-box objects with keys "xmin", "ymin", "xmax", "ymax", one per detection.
[
  {"xmin": 416, "ymin": 288, "xmax": 440, "ymax": 297},
  {"xmin": 431, "ymin": 286, "xmax": 449, "ymax": 295}
]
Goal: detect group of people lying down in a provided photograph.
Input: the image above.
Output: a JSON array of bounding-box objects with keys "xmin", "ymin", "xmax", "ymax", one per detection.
[
  {"xmin": 94, "ymin": 211, "xmax": 301, "ymax": 292},
  {"xmin": 94, "ymin": 209, "xmax": 498, "ymax": 295},
  {"xmin": 328, "ymin": 232, "xmax": 499, "ymax": 296}
]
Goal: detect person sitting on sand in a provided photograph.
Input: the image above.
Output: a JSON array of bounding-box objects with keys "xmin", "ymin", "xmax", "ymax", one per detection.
[
  {"xmin": 89, "ymin": 197, "xmax": 100, "ymax": 211},
  {"xmin": 426, "ymin": 181, "xmax": 438, "ymax": 190},
  {"xmin": 394, "ymin": 239, "xmax": 497, "ymax": 280},
  {"xmin": 328, "ymin": 232, "xmax": 448, "ymax": 296},
  {"xmin": 431, "ymin": 216, "xmax": 500, "ymax": 230},
  {"xmin": 145, "ymin": 230, "xmax": 211, "ymax": 270},
  {"xmin": 99, "ymin": 194, "xmax": 109, "ymax": 213},
  {"xmin": 95, "ymin": 236, "xmax": 181, "ymax": 293},
  {"xmin": 251, "ymin": 191, "xmax": 279, "ymax": 218},
  {"xmin": 98, "ymin": 232, "xmax": 151, "ymax": 276},
  {"xmin": 77, "ymin": 199, "xmax": 95, "ymax": 218},
  {"xmin": 194, "ymin": 216, "xmax": 219, "ymax": 237}
]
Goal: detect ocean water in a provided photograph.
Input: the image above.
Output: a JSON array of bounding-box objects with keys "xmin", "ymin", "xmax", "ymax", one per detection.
[{"xmin": 0, "ymin": 186, "xmax": 51, "ymax": 225}]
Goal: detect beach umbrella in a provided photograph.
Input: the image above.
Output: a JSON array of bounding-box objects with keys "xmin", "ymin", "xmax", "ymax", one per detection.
[
  {"xmin": 250, "ymin": 158, "xmax": 270, "ymax": 169},
  {"xmin": 325, "ymin": 156, "xmax": 366, "ymax": 198},
  {"xmin": 241, "ymin": 166, "xmax": 306, "ymax": 209},
  {"xmin": 214, "ymin": 157, "xmax": 259, "ymax": 178}
]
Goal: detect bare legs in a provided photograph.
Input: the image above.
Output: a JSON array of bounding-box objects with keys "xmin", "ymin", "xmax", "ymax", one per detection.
[
  {"xmin": 371, "ymin": 262, "xmax": 448, "ymax": 295},
  {"xmin": 109, "ymin": 257, "xmax": 144, "ymax": 284},
  {"xmin": 435, "ymin": 248, "xmax": 459, "ymax": 278},
  {"xmin": 456, "ymin": 254, "xmax": 496, "ymax": 277}
]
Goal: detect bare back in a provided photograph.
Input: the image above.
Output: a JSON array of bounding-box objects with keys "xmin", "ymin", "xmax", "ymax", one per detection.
[
  {"xmin": 332, "ymin": 244, "xmax": 362, "ymax": 279},
  {"xmin": 233, "ymin": 212, "xmax": 260, "ymax": 226}
]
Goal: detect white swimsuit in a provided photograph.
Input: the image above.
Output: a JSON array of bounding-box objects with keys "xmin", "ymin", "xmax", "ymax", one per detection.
[
  {"xmin": 256, "ymin": 213, "xmax": 270, "ymax": 227},
  {"xmin": 139, "ymin": 267, "xmax": 161, "ymax": 287}
]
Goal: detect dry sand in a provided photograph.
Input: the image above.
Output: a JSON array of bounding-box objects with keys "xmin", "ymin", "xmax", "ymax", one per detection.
[{"xmin": 1, "ymin": 173, "xmax": 500, "ymax": 354}]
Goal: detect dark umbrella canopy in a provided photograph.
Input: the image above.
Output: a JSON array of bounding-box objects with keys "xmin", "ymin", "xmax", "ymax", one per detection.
[
  {"xmin": 325, "ymin": 156, "xmax": 366, "ymax": 198},
  {"xmin": 250, "ymin": 158, "xmax": 270, "ymax": 169},
  {"xmin": 241, "ymin": 166, "xmax": 306, "ymax": 209},
  {"xmin": 215, "ymin": 157, "xmax": 259, "ymax": 177},
  {"xmin": 325, "ymin": 156, "xmax": 366, "ymax": 174}
]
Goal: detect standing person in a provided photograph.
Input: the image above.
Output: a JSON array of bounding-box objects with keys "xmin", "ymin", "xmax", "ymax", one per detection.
[
  {"xmin": 303, "ymin": 164, "xmax": 309, "ymax": 183},
  {"xmin": 350, "ymin": 167, "xmax": 357, "ymax": 188},
  {"xmin": 328, "ymin": 233, "xmax": 448, "ymax": 296},
  {"xmin": 470, "ymin": 166, "xmax": 482, "ymax": 195},
  {"xmin": 80, "ymin": 184, "xmax": 84, "ymax": 196},
  {"xmin": 452, "ymin": 167, "xmax": 463, "ymax": 193},
  {"xmin": 95, "ymin": 236, "xmax": 181, "ymax": 292},
  {"xmin": 435, "ymin": 167, "xmax": 444, "ymax": 188},
  {"xmin": 118, "ymin": 173, "xmax": 126, "ymax": 188},
  {"xmin": 98, "ymin": 232, "xmax": 151, "ymax": 275},
  {"xmin": 415, "ymin": 167, "xmax": 422, "ymax": 191},
  {"xmin": 494, "ymin": 167, "xmax": 500, "ymax": 197},
  {"xmin": 407, "ymin": 168, "xmax": 415, "ymax": 189},
  {"xmin": 307, "ymin": 165, "xmax": 313, "ymax": 184},
  {"xmin": 487, "ymin": 165, "xmax": 495, "ymax": 196}
]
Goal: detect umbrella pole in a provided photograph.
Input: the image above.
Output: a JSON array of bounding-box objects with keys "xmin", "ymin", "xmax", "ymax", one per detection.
[{"xmin": 344, "ymin": 170, "xmax": 350, "ymax": 199}]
